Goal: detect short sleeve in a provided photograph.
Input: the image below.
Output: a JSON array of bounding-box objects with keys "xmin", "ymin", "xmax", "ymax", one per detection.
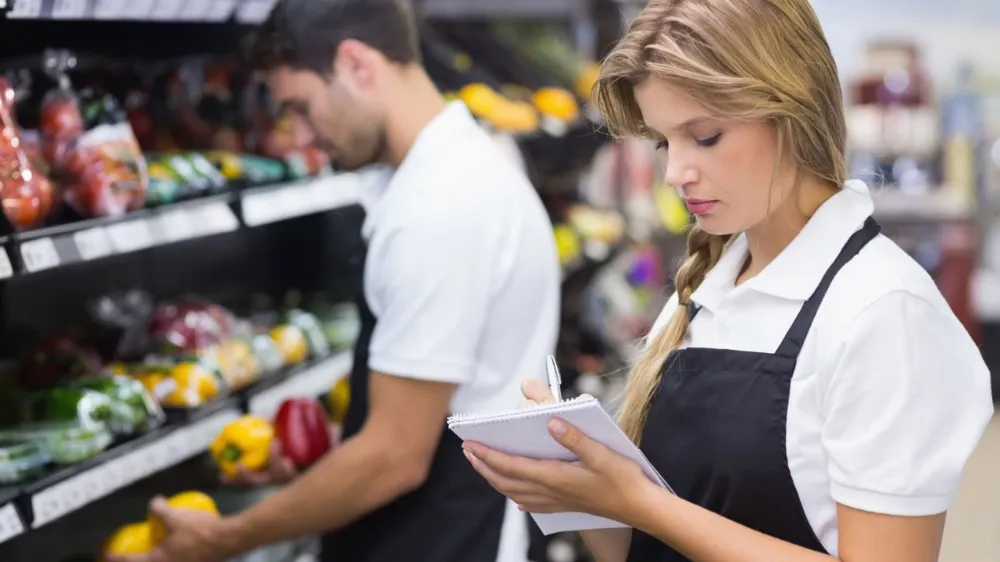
[
  {"xmin": 820, "ymin": 290, "xmax": 993, "ymax": 516},
  {"xmin": 366, "ymin": 207, "xmax": 500, "ymax": 385}
]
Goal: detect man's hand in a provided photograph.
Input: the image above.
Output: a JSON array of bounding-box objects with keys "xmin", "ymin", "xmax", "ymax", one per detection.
[
  {"xmin": 106, "ymin": 497, "xmax": 237, "ymax": 562},
  {"xmin": 220, "ymin": 441, "xmax": 299, "ymax": 487}
]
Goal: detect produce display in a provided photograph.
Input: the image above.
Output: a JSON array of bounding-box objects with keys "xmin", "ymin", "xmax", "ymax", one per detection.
[
  {"xmin": 0, "ymin": 51, "xmax": 333, "ymax": 234},
  {"xmin": 211, "ymin": 397, "xmax": 334, "ymax": 477},
  {"xmin": 0, "ymin": 290, "xmax": 357, "ymax": 486}
]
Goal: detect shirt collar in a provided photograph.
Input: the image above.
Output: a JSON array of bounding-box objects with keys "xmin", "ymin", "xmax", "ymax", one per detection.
[
  {"xmin": 361, "ymin": 101, "xmax": 475, "ymax": 240},
  {"xmin": 691, "ymin": 180, "xmax": 875, "ymax": 309}
]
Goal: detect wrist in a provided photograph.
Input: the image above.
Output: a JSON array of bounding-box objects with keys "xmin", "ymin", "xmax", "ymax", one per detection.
[
  {"xmin": 629, "ymin": 481, "xmax": 679, "ymax": 533},
  {"xmin": 218, "ymin": 513, "xmax": 257, "ymax": 557}
]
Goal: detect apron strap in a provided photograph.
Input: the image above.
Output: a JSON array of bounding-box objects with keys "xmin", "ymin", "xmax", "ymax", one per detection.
[{"xmin": 775, "ymin": 216, "xmax": 881, "ymax": 359}]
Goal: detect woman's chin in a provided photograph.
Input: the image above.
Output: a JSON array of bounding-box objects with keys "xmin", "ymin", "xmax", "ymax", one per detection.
[{"xmin": 693, "ymin": 214, "xmax": 738, "ymax": 236}]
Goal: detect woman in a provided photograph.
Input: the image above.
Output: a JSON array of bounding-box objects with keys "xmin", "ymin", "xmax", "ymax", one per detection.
[{"xmin": 461, "ymin": 1, "xmax": 993, "ymax": 561}]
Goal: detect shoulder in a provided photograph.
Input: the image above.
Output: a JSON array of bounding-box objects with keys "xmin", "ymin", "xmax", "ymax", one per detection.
[{"xmin": 815, "ymin": 234, "xmax": 958, "ymax": 349}]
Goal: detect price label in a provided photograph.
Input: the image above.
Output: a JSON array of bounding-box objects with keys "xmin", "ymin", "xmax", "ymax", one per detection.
[
  {"xmin": 205, "ymin": 0, "xmax": 236, "ymax": 21},
  {"xmin": 107, "ymin": 220, "xmax": 154, "ymax": 254},
  {"xmin": 73, "ymin": 227, "xmax": 112, "ymax": 261},
  {"xmin": 193, "ymin": 202, "xmax": 239, "ymax": 236},
  {"xmin": 148, "ymin": 0, "xmax": 184, "ymax": 20},
  {"xmin": 0, "ymin": 249, "xmax": 14, "ymax": 280},
  {"xmin": 8, "ymin": 0, "xmax": 43, "ymax": 18},
  {"xmin": 236, "ymin": 0, "xmax": 275, "ymax": 23},
  {"xmin": 120, "ymin": 0, "xmax": 154, "ymax": 19},
  {"xmin": 243, "ymin": 190, "xmax": 288, "ymax": 226},
  {"xmin": 0, "ymin": 504, "xmax": 24, "ymax": 545},
  {"xmin": 157, "ymin": 210, "xmax": 195, "ymax": 243},
  {"xmin": 51, "ymin": 0, "xmax": 89, "ymax": 18},
  {"xmin": 20, "ymin": 238, "xmax": 60, "ymax": 273},
  {"xmin": 94, "ymin": 0, "xmax": 128, "ymax": 18}
]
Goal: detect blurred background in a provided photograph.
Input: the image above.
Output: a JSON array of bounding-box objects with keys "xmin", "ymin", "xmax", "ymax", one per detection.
[{"xmin": 0, "ymin": 0, "xmax": 996, "ymax": 561}]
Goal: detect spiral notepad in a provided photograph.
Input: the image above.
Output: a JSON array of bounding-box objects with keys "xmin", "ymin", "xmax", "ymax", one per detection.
[{"xmin": 448, "ymin": 395, "xmax": 672, "ymax": 535}]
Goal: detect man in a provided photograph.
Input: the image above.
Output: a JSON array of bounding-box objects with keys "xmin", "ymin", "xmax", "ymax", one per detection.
[{"xmin": 108, "ymin": 1, "xmax": 560, "ymax": 561}]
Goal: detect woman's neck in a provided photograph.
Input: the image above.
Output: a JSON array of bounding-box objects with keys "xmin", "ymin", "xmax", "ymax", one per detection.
[{"xmin": 737, "ymin": 177, "xmax": 838, "ymax": 285}]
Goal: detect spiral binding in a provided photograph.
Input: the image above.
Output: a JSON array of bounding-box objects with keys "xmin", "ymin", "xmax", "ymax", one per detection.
[{"xmin": 447, "ymin": 395, "xmax": 598, "ymax": 428}]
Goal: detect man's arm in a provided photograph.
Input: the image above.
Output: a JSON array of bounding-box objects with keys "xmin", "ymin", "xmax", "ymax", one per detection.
[{"xmin": 221, "ymin": 371, "xmax": 456, "ymax": 554}]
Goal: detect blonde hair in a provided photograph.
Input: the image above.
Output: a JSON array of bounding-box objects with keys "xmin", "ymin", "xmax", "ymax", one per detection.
[{"xmin": 594, "ymin": 0, "xmax": 848, "ymax": 443}]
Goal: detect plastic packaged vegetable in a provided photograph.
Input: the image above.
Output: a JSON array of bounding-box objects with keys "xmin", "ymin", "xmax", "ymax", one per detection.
[
  {"xmin": 66, "ymin": 375, "xmax": 165, "ymax": 435},
  {"xmin": 40, "ymin": 50, "xmax": 149, "ymax": 218},
  {"xmin": 0, "ymin": 76, "xmax": 56, "ymax": 230},
  {"xmin": 0, "ymin": 438, "xmax": 49, "ymax": 484},
  {"xmin": 0, "ymin": 421, "xmax": 113, "ymax": 465}
]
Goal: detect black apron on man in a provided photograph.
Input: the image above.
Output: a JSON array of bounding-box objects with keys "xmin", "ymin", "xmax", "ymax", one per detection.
[
  {"xmin": 319, "ymin": 240, "xmax": 508, "ymax": 562},
  {"xmin": 627, "ymin": 217, "xmax": 881, "ymax": 561}
]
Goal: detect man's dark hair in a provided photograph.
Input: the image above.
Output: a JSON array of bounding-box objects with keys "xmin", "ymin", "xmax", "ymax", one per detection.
[{"xmin": 246, "ymin": 0, "xmax": 421, "ymax": 74}]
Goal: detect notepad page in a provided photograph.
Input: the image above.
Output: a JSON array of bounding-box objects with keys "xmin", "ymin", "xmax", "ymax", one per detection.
[{"xmin": 448, "ymin": 396, "xmax": 670, "ymax": 535}]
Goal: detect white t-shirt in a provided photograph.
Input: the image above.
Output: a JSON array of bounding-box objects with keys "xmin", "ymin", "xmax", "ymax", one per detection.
[
  {"xmin": 358, "ymin": 102, "xmax": 561, "ymax": 562},
  {"xmin": 647, "ymin": 180, "xmax": 993, "ymax": 557}
]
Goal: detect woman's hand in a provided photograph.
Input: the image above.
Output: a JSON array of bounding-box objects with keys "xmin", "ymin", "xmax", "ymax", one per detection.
[{"xmin": 463, "ymin": 379, "xmax": 654, "ymax": 527}]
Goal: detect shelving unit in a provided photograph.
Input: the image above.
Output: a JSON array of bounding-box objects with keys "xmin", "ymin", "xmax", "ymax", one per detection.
[
  {"xmin": 0, "ymin": 351, "xmax": 351, "ymax": 543},
  {"xmin": 0, "ymin": 2, "xmax": 640, "ymax": 562}
]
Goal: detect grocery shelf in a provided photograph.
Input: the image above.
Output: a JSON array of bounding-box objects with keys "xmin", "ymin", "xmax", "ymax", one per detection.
[
  {"xmin": 4, "ymin": 0, "xmax": 264, "ymax": 23},
  {"xmin": 419, "ymin": 0, "xmax": 588, "ymax": 20},
  {"xmin": 0, "ymin": 351, "xmax": 353, "ymax": 543},
  {"xmin": 8, "ymin": 193, "xmax": 239, "ymax": 275},
  {"xmin": 240, "ymin": 174, "xmax": 363, "ymax": 228},
  {"xmin": 0, "ymin": 173, "xmax": 365, "ymax": 278},
  {"xmin": 248, "ymin": 351, "xmax": 353, "ymax": 419},
  {"xmin": 24, "ymin": 400, "xmax": 241, "ymax": 529}
]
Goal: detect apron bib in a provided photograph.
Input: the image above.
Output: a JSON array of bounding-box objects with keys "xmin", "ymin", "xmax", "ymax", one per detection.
[
  {"xmin": 627, "ymin": 217, "xmax": 881, "ymax": 561},
  {"xmin": 319, "ymin": 240, "xmax": 507, "ymax": 562}
]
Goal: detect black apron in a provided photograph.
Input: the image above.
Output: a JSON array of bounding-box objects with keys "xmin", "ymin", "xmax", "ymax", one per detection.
[
  {"xmin": 627, "ymin": 217, "xmax": 881, "ymax": 561},
  {"xmin": 320, "ymin": 240, "xmax": 508, "ymax": 562}
]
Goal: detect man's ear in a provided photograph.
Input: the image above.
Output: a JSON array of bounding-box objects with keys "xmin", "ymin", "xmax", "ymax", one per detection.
[{"xmin": 335, "ymin": 39, "xmax": 380, "ymax": 90}]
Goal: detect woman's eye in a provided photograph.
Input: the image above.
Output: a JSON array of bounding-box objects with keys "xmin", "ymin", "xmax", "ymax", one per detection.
[
  {"xmin": 655, "ymin": 140, "xmax": 669, "ymax": 150},
  {"xmin": 696, "ymin": 133, "xmax": 722, "ymax": 148}
]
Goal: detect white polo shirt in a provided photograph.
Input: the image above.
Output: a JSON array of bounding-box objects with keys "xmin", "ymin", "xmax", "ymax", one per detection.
[
  {"xmin": 358, "ymin": 101, "xmax": 561, "ymax": 562},
  {"xmin": 649, "ymin": 180, "xmax": 993, "ymax": 557}
]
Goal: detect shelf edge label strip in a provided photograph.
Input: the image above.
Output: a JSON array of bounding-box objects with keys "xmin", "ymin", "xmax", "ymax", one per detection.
[
  {"xmin": 0, "ymin": 503, "xmax": 24, "ymax": 545},
  {"xmin": 30, "ymin": 407, "xmax": 241, "ymax": 528}
]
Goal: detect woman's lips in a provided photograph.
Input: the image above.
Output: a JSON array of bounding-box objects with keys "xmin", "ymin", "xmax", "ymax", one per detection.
[{"xmin": 684, "ymin": 199, "xmax": 718, "ymax": 215}]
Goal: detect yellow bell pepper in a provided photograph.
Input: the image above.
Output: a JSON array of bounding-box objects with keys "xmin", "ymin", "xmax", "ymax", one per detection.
[
  {"xmin": 148, "ymin": 491, "xmax": 220, "ymax": 546},
  {"xmin": 163, "ymin": 362, "xmax": 220, "ymax": 408},
  {"xmin": 101, "ymin": 522, "xmax": 153, "ymax": 561},
  {"xmin": 533, "ymin": 87, "xmax": 580, "ymax": 122},
  {"xmin": 270, "ymin": 325, "xmax": 308, "ymax": 365},
  {"xmin": 327, "ymin": 377, "xmax": 351, "ymax": 425},
  {"xmin": 209, "ymin": 415, "xmax": 274, "ymax": 478}
]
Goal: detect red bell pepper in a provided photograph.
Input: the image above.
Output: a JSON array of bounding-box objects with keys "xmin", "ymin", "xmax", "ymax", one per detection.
[{"xmin": 273, "ymin": 398, "xmax": 332, "ymax": 468}]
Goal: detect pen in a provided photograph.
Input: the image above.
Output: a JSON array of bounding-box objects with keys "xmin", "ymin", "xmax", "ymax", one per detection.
[{"xmin": 545, "ymin": 355, "xmax": 563, "ymax": 403}]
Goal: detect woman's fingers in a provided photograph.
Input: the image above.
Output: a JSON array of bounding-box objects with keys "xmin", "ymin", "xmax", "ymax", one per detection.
[{"xmin": 521, "ymin": 378, "xmax": 555, "ymax": 404}]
